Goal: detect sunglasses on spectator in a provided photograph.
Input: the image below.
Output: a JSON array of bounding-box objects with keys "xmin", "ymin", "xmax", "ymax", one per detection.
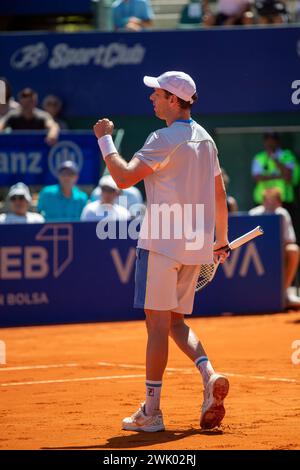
[
  {"xmin": 101, "ymin": 186, "xmax": 117, "ymax": 193},
  {"xmin": 20, "ymin": 92, "xmax": 34, "ymax": 99},
  {"xmin": 59, "ymin": 170, "xmax": 77, "ymax": 177},
  {"xmin": 10, "ymin": 195, "xmax": 26, "ymax": 201}
]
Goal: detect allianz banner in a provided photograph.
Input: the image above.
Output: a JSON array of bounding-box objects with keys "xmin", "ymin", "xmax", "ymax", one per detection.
[
  {"xmin": 0, "ymin": 214, "xmax": 284, "ymax": 327},
  {"xmin": 0, "ymin": 132, "xmax": 101, "ymax": 186},
  {"xmin": 0, "ymin": 28, "xmax": 299, "ymax": 117}
]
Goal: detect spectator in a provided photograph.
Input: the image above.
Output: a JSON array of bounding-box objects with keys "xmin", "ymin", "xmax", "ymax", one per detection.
[
  {"xmin": 251, "ymin": 132, "xmax": 299, "ymax": 212},
  {"xmin": 249, "ymin": 188, "xmax": 300, "ymax": 308},
  {"xmin": 81, "ymin": 175, "xmax": 130, "ymax": 222},
  {"xmin": 255, "ymin": 0, "xmax": 289, "ymax": 24},
  {"xmin": 0, "ymin": 77, "xmax": 19, "ymax": 118},
  {"xmin": 203, "ymin": 0, "xmax": 254, "ymax": 26},
  {"xmin": 221, "ymin": 168, "xmax": 238, "ymax": 212},
  {"xmin": 37, "ymin": 160, "xmax": 88, "ymax": 222},
  {"xmin": 0, "ymin": 182, "xmax": 44, "ymax": 224},
  {"xmin": 112, "ymin": 0, "xmax": 154, "ymax": 31},
  {"xmin": 296, "ymin": 1, "xmax": 300, "ymax": 22},
  {"xmin": 179, "ymin": 0, "xmax": 204, "ymax": 26},
  {"xmin": 42, "ymin": 95, "xmax": 68, "ymax": 130},
  {"xmin": 90, "ymin": 178, "xmax": 143, "ymax": 210},
  {"xmin": 0, "ymin": 87, "xmax": 59, "ymax": 146}
]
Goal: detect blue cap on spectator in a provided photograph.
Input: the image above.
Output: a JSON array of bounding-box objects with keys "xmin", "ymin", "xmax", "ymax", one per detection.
[
  {"xmin": 57, "ymin": 160, "xmax": 79, "ymax": 174},
  {"xmin": 8, "ymin": 182, "xmax": 32, "ymax": 202}
]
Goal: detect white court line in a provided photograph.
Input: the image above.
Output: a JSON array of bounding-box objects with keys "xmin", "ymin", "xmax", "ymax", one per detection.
[
  {"xmin": 0, "ymin": 363, "xmax": 79, "ymax": 372},
  {"xmin": 223, "ymin": 372, "xmax": 297, "ymax": 384},
  {"xmin": 0, "ymin": 361, "xmax": 298, "ymax": 386},
  {"xmin": 99, "ymin": 362, "xmax": 299, "ymax": 383},
  {"xmin": 98, "ymin": 361, "xmax": 187, "ymax": 372},
  {"xmin": 0, "ymin": 374, "xmax": 146, "ymax": 387},
  {"xmin": 0, "ymin": 362, "xmax": 187, "ymax": 373}
]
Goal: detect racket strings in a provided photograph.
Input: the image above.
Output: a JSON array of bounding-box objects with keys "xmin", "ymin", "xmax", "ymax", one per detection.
[{"xmin": 195, "ymin": 263, "xmax": 216, "ymax": 291}]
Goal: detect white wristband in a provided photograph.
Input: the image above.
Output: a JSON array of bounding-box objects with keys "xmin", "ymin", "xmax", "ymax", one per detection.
[{"xmin": 98, "ymin": 135, "xmax": 117, "ymax": 160}]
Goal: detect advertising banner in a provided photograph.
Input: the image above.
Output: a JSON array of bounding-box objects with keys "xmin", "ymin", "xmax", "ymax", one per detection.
[{"xmin": 0, "ymin": 214, "xmax": 283, "ymax": 327}]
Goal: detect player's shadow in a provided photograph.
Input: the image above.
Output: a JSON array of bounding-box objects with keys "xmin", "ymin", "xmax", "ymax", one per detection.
[
  {"xmin": 286, "ymin": 317, "xmax": 300, "ymax": 324},
  {"xmin": 42, "ymin": 428, "xmax": 223, "ymax": 450}
]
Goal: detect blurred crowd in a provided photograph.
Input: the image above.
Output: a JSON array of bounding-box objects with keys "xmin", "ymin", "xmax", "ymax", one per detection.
[
  {"xmin": 0, "ymin": 164, "xmax": 144, "ymax": 224},
  {"xmin": 109, "ymin": 0, "xmax": 300, "ymax": 30},
  {"xmin": 187, "ymin": 0, "xmax": 294, "ymax": 26}
]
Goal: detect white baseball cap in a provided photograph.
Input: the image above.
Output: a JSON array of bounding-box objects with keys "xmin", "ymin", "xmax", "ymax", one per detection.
[
  {"xmin": 99, "ymin": 175, "xmax": 118, "ymax": 191},
  {"xmin": 143, "ymin": 71, "xmax": 197, "ymax": 104},
  {"xmin": 8, "ymin": 182, "xmax": 32, "ymax": 202}
]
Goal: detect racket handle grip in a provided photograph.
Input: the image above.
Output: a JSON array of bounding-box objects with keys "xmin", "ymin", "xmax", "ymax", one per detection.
[{"xmin": 229, "ymin": 226, "xmax": 264, "ymax": 251}]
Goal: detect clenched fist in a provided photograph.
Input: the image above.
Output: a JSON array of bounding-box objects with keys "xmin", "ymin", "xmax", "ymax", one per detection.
[{"xmin": 93, "ymin": 118, "xmax": 114, "ymax": 139}]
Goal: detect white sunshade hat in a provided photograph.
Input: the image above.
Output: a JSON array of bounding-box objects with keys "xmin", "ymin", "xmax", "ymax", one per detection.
[
  {"xmin": 8, "ymin": 182, "xmax": 32, "ymax": 203},
  {"xmin": 99, "ymin": 175, "xmax": 119, "ymax": 191},
  {"xmin": 143, "ymin": 71, "xmax": 197, "ymax": 104}
]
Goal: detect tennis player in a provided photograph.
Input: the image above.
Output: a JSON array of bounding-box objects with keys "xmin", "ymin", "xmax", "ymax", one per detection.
[{"xmin": 93, "ymin": 71, "xmax": 230, "ymax": 432}]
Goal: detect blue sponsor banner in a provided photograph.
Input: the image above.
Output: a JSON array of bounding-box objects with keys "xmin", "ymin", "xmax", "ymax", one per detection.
[
  {"xmin": 0, "ymin": 132, "xmax": 101, "ymax": 186},
  {"xmin": 0, "ymin": 214, "xmax": 284, "ymax": 327},
  {"xmin": 0, "ymin": 27, "xmax": 299, "ymax": 117},
  {"xmin": 0, "ymin": 0, "xmax": 92, "ymax": 15}
]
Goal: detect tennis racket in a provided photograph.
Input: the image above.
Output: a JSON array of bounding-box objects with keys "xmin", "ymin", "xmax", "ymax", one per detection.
[{"xmin": 195, "ymin": 226, "xmax": 264, "ymax": 292}]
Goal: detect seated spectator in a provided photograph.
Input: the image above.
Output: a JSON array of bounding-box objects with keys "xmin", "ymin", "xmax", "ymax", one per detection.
[
  {"xmin": 0, "ymin": 182, "xmax": 44, "ymax": 224},
  {"xmin": 255, "ymin": 0, "xmax": 289, "ymax": 24},
  {"xmin": 203, "ymin": 0, "xmax": 254, "ymax": 26},
  {"xmin": 251, "ymin": 132, "xmax": 299, "ymax": 213},
  {"xmin": 42, "ymin": 95, "xmax": 68, "ymax": 130},
  {"xmin": 90, "ymin": 178, "xmax": 143, "ymax": 210},
  {"xmin": 0, "ymin": 87, "xmax": 59, "ymax": 146},
  {"xmin": 112, "ymin": 0, "xmax": 154, "ymax": 31},
  {"xmin": 37, "ymin": 161, "xmax": 88, "ymax": 222},
  {"xmin": 221, "ymin": 168, "xmax": 239, "ymax": 212},
  {"xmin": 0, "ymin": 77, "xmax": 19, "ymax": 118},
  {"xmin": 179, "ymin": 0, "xmax": 203, "ymax": 26},
  {"xmin": 249, "ymin": 188, "xmax": 300, "ymax": 308},
  {"xmin": 296, "ymin": 1, "xmax": 300, "ymax": 22},
  {"xmin": 81, "ymin": 175, "xmax": 130, "ymax": 222}
]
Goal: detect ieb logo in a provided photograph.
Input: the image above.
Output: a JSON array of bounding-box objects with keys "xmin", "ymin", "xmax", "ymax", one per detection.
[
  {"xmin": 0, "ymin": 224, "xmax": 73, "ymax": 280},
  {"xmin": 48, "ymin": 140, "xmax": 84, "ymax": 177}
]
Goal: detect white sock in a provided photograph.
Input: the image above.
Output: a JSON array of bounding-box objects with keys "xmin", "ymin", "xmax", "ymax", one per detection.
[
  {"xmin": 195, "ymin": 356, "xmax": 215, "ymax": 386},
  {"xmin": 145, "ymin": 380, "xmax": 162, "ymax": 415}
]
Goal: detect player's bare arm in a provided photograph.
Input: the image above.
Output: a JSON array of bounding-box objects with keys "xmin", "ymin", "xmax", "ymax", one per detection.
[
  {"xmin": 0, "ymin": 117, "xmax": 7, "ymax": 131},
  {"xmin": 272, "ymin": 159, "xmax": 293, "ymax": 182},
  {"xmin": 214, "ymin": 173, "xmax": 229, "ymax": 263},
  {"xmin": 45, "ymin": 118, "xmax": 59, "ymax": 146},
  {"xmin": 255, "ymin": 169, "xmax": 292, "ymax": 183},
  {"xmin": 93, "ymin": 118, "xmax": 153, "ymax": 188}
]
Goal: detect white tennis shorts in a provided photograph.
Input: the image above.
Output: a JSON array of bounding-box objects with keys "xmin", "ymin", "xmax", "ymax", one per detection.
[{"xmin": 134, "ymin": 248, "xmax": 200, "ymax": 314}]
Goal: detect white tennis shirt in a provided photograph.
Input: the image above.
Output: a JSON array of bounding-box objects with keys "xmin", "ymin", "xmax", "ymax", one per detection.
[
  {"xmin": 0, "ymin": 212, "xmax": 45, "ymax": 224},
  {"xmin": 135, "ymin": 119, "xmax": 221, "ymax": 265}
]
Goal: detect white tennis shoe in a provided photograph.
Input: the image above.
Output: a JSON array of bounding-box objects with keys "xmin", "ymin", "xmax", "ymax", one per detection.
[
  {"xmin": 200, "ymin": 374, "xmax": 229, "ymax": 429},
  {"xmin": 122, "ymin": 403, "xmax": 165, "ymax": 432}
]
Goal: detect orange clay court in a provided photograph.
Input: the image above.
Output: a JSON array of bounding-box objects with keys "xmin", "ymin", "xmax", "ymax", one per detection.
[{"xmin": 0, "ymin": 310, "xmax": 300, "ymax": 451}]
